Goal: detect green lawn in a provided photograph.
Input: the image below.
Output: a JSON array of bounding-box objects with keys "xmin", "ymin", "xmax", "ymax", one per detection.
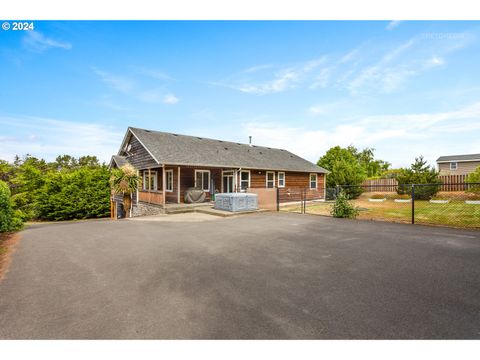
[{"xmin": 281, "ymin": 199, "xmax": 480, "ymax": 229}]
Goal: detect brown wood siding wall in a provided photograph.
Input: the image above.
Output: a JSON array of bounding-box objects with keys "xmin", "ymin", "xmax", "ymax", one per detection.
[
  {"xmin": 123, "ymin": 135, "xmax": 158, "ymax": 169},
  {"xmin": 140, "ymin": 168, "xmax": 163, "ymax": 191},
  {"xmin": 164, "ymin": 167, "xmax": 179, "ymax": 203},
  {"xmin": 246, "ymin": 170, "xmax": 326, "ymax": 203},
  {"xmin": 279, "ymin": 172, "xmax": 325, "ymax": 203},
  {"xmin": 439, "ymin": 161, "xmax": 480, "ymax": 175},
  {"xmin": 179, "ymin": 166, "xmax": 221, "ymax": 203},
  {"xmin": 137, "ymin": 165, "xmax": 326, "ymax": 204},
  {"xmin": 249, "ymin": 170, "xmax": 267, "ymax": 188},
  {"xmin": 138, "ymin": 191, "xmax": 164, "ymax": 204}
]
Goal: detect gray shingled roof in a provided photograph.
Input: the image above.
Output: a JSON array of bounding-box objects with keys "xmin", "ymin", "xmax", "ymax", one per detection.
[
  {"xmin": 127, "ymin": 127, "xmax": 328, "ymax": 173},
  {"xmin": 437, "ymin": 153, "xmax": 480, "ymax": 162},
  {"xmin": 110, "ymin": 155, "xmax": 130, "ymax": 168}
]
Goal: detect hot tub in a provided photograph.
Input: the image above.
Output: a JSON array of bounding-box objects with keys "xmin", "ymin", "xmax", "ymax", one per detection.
[{"xmin": 214, "ymin": 193, "xmax": 258, "ymax": 212}]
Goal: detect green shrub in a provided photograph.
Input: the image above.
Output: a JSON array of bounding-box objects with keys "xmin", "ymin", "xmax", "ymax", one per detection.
[
  {"xmin": 397, "ymin": 156, "xmax": 441, "ymax": 200},
  {"xmin": 331, "ymin": 191, "xmax": 360, "ymax": 219},
  {"xmin": 36, "ymin": 167, "xmax": 111, "ymax": 221},
  {"xmin": 467, "ymin": 166, "xmax": 480, "ymax": 194},
  {"xmin": 0, "ymin": 180, "xmax": 23, "ymax": 232}
]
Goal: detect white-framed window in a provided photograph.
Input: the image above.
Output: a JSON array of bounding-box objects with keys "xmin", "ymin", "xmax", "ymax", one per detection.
[
  {"xmin": 278, "ymin": 172, "xmax": 285, "ymax": 188},
  {"xmin": 450, "ymin": 162, "xmax": 458, "ymax": 171},
  {"xmin": 165, "ymin": 169, "xmax": 173, "ymax": 192},
  {"xmin": 142, "ymin": 170, "xmax": 158, "ymax": 191},
  {"xmin": 195, "ymin": 170, "xmax": 211, "ymax": 192},
  {"xmin": 310, "ymin": 173, "xmax": 317, "ymax": 190},
  {"xmin": 240, "ymin": 170, "xmax": 250, "ymax": 190},
  {"xmin": 266, "ymin": 171, "xmax": 275, "ymax": 188}
]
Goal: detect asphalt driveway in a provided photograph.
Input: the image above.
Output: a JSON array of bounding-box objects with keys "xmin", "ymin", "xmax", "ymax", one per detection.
[{"xmin": 0, "ymin": 212, "xmax": 479, "ymax": 339}]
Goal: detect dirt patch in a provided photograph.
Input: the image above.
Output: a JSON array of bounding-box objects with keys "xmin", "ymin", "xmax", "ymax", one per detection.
[{"xmin": 0, "ymin": 232, "xmax": 21, "ymax": 281}]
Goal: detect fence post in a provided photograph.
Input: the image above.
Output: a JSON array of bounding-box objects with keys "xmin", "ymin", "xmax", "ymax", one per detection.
[
  {"xmin": 335, "ymin": 185, "xmax": 340, "ymax": 198},
  {"xmin": 303, "ymin": 188, "xmax": 307, "ymax": 214},
  {"xmin": 411, "ymin": 185, "xmax": 415, "ymax": 225}
]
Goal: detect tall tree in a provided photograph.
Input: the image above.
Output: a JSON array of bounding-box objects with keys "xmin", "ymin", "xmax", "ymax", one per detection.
[
  {"xmin": 52, "ymin": 155, "xmax": 78, "ymax": 171},
  {"xmin": 356, "ymin": 147, "xmax": 390, "ymax": 178},
  {"xmin": 396, "ymin": 156, "xmax": 440, "ymax": 199},
  {"xmin": 317, "ymin": 146, "xmax": 367, "ymax": 198}
]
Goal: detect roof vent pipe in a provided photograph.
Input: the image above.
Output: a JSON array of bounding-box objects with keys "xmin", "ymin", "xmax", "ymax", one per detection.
[{"xmin": 249, "ymin": 136, "xmax": 252, "ymax": 146}]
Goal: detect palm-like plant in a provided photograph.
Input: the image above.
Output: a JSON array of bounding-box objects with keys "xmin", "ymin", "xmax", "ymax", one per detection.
[{"xmin": 110, "ymin": 164, "xmax": 140, "ymax": 218}]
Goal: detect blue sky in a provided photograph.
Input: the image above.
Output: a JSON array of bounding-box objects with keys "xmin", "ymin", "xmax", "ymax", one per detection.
[{"xmin": 1, "ymin": 20, "xmax": 480, "ymax": 167}]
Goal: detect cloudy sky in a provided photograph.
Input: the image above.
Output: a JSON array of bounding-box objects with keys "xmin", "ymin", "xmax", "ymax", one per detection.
[{"xmin": 1, "ymin": 21, "xmax": 480, "ymax": 167}]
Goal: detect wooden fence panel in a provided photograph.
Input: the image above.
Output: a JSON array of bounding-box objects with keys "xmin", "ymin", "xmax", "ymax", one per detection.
[
  {"xmin": 362, "ymin": 175, "xmax": 469, "ymax": 192},
  {"xmin": 438, "ymin": 174, "xmax": 468, "ymax": 191},
  {"xmin": 362, "ymin": 178, "xmax": 398, "ymax": 192}
]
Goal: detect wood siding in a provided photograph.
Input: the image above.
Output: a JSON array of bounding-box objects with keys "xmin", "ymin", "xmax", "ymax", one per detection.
[
  {"xmin": 138, "ymin": 190, "xmax": 164, "ymax": 204},
  {"xmin": 278, "ymin": 172, "xmax": 325, "ymax": 203},
  {"xmin": 438, "ymin": 161, "xmax": 480, "ymax": 175},
  {"xmin": 123, "ymin": 134, "xmax": 158, "ymax": 169},
  {"xmin": 179, "ymin": 166, "xmax": 222, "ymax": 203},
  {"xmin": 165, "ymin": 167, "xmax": 179, "ymax": 203},
  {"xmin": 135, "ymin": 166, "xmax": 326, "ymax": 204}
]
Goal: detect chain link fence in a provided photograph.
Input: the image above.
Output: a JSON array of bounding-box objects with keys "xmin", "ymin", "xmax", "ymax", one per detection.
[{"xmin": 279, "ymin": 183, "xmax": 480, "ymax": 229}]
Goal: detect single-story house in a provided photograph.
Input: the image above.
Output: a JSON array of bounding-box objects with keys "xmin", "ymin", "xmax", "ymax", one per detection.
[
  {"xmin": 109, "ymin": 127, "xmax": 328, "ymax": 217},
  {"xmin": 436, "ymin": 153, "xmax": 480, "ymax": 175}
]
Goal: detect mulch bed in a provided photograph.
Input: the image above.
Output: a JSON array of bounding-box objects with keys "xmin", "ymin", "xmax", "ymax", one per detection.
[{"xmin": 0, "ymin": 232, "xmax": 21, "ymax": 281}]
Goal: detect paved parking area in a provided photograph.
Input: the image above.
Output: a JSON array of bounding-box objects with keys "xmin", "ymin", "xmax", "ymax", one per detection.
[{"xmin": 0, "ymin": 212, "xmax": 479, "ymax": 339}]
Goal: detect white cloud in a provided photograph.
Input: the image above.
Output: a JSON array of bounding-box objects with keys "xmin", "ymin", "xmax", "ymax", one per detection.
[
  {"xmin": 308, "ymin": 105, "xmax": 327, "ymax": 115},
  {"xmin": 22, "ymin": 31, "xmax": 72, "ymax": 53},
  {"xmin": 235, "ymin": 68, "xmax": 300, "ymax": 95},
  {"xmin": 93, "ymin": 68, "xmax": 133, "ymax": 93},
  {"xmin": 426, "ymin": 55, "xmax": 445, "ymax": 67},
  {"xmin": 221, "ymin": 30, "xmax": 471, "ymax": 96},
  {"xmin": 135, "ymin": 67, "xmax": 175, "ymax": 81},
  {"xmin": 345, "ymin": 38, "xmax": 450, "ymax": 94},
  {"xmin": 93, "ymin": 68, "xmax": 179, "ymax": 105},
  {"xmin": 307, "ymin": 101, "xmax": 345, "ymax": 116},
  {"xmin": 0, "ymin": 115, "xmax": 123, "ymax": 163},
  {"xmin": 241, "ymin": 101, "xmax": 480, "ymax": 167},
  {"xmin": 340, "ymin": 47, "xmax": 361, "ymax": 63},
  {"xmin": 219, "ymin": 56, "xmax": 327, "ymax": 95},
  {"xmin": 243, "ymin": 64, "xmax": 275, "ymax": 73},
  {"xmin": 386, "ymin": 21, "xmax": 403, "ymax": 31},
  {"xmin": 163, "ymin": 94, "xmax": 180, "ymax": 104}
]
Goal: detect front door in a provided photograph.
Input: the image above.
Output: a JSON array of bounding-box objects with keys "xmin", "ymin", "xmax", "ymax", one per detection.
[{"xmin": 222, "ymin": 171, "xmax": 234, "ymax": 193}]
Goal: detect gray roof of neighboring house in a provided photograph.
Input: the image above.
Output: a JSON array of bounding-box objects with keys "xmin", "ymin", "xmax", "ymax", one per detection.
[
  {"xmin": 437, "ymin": 153, "xmax": 480, "ymax": 162},
  {"xmin": 122, "ymin": 127, "xmax": 328, "ymax": 173},
  {"xmin": 110, "ymin": 155, "xmax": 130, "ymax": 168}
]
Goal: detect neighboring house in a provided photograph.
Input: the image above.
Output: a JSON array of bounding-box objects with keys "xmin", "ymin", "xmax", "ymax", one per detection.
[
  {"xmin": 109, "ymin": 127, "xmax": 328, "ymax": 217},
  {"xmin": 436, "ymin": 153, "xmax": 480, "ymax": 175}
]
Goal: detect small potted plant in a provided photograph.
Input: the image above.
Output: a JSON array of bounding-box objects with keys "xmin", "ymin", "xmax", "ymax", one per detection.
[
  {"xmin": 429, "ymin": 196, "xmax": 450, "ymax": 204},
  {"xmin": 368, "ymin": 193, "xmax": 387, "ymax": 202}
]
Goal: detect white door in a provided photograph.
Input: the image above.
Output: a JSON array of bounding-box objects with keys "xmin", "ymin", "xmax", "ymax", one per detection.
[{"xmin": 222, "ymin": 172, "xmax": 234, "ymax": 193}]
